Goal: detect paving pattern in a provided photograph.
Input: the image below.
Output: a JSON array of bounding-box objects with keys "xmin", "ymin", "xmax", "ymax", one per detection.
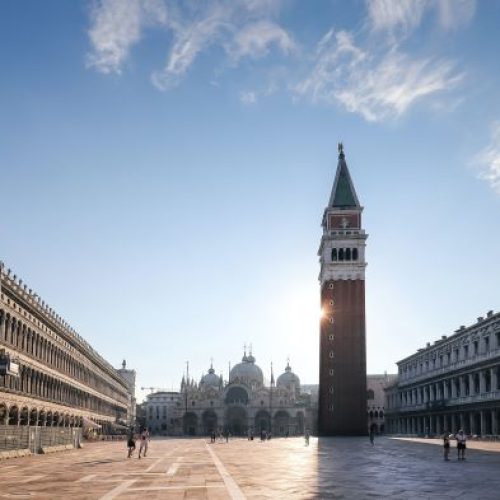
[{"xmin": 1, "ymin": 436, "xmax": 500, "ymax": 499}]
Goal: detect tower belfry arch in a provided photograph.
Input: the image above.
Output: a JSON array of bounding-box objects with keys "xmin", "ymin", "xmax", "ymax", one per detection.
[{"xmin": 318, "ymin": 144, "xmax": 368, "ymax": 435}]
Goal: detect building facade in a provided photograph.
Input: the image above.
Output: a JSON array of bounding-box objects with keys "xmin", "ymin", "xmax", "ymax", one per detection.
[
  {"xmin": 367, "ymin": 374, "xmax": 397, "ymax": 434},
  {"xmin": 385, "ymin": 310, "xmax": 500, "ymax": 437},
  {"xmin": 0, "ymin": 262, "xmax": 134, "ymax": 433},
  {"xmin": 142, "ymin": 350, "xmax": 316, "ymax": 436},
  {"xmin": 318, "ymin": 144, "xmax": 368, "ymax": 435}
]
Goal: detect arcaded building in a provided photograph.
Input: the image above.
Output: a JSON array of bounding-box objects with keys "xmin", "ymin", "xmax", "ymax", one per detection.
[
  {"xmin": 0, "ymin": 262, "xmax": 134, "ymax": 434},
  {"xmin": 318, "ymin": 144, "xmax": 368, "ymax": 435},
  {"xmin": 142, "ymin": 349, "xmax": 316, "ymax": 436},
  {"xmin": 385, "ymin": 310, "xmax": 500, "ymax": 437}
]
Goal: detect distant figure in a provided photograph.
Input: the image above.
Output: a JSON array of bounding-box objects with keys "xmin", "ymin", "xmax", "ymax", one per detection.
[
  {"xmin": 456, "ymin": 429, "xmax": 467, "ymax": 460},
  {"xmin": 443, "ymin": 431, "xmax": 451, "ymax": 461},
  {"xmin": 261, "ymin": 430, "xmax": 266, "ymax": 441},
  {"xmin": 247, "ymin": 428, "xmax": 252, "ymax": 441},
  {"xmin": 267, "ymin": 431, "xmax": 272, "ymax": 440},
  {"xmin": 304, "ymin": 429, "xmax": 310, "ymax": 446},
  {"xmin": 127, "ymin": 430, "xmax": 136, "ymax": 458},
  {"xmin": 369, "ymin": 427, "xmax": 375, "ymax": 446},
  {"xmin": 218, "ymin": 430, "xmax": 224, "ymax": 443},
  {"xmin": 285, "ymin": 430, "xmax": 289, "ymax": 438},
  {"xmin": 224, "ymin": 430, "xmax": 229, "ymax": 443},
  {"xmin": 138, "ymin": 428, "xmax": 150, "ymax": 459}
]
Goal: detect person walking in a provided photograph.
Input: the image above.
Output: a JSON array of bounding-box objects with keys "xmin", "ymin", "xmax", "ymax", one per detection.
[
  {"xmin": 127, "ymin": 429, "xmax": 136, "ymax": 458},
  {"xmin": 304, "ymin": 429, "xmax": 310, "ymax": 446},
  {"xmin": 138, "ymin": 428, "xmax": 150, "ymax": 459},
  {"xmin": 369, "ymin": 427, "xmax": 375, "ymax": 446},
  {"xmin": 456, "ymin": 429, "xmax": 467, "ymax": 460},
  {"xmin": 443, "ymin": 431, "xmax": 451, "ymax": 461}
]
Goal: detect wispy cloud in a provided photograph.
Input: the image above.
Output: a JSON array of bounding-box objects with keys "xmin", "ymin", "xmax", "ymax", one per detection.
[
  {"xmin": 240, "ymin": 90, "xmax": 258, "ymax": 104},
  {"xmin": 86, "ymin": 0, "xmax": 294, "ymax": 90},
  {"xmin": 366, "ymin": 0, "xmax": 476, "ymax": 35},
  {"xmin": 474, "ymin": 122, "xmax": 500, "ymax": 194},
  {"xmin": 86, "ymin": 0, "xmax": 167, "ymax": 74},
  {"xmin": 226, "ymin": 20, "xmax": 294, "ymax": 62},
  {"xmin": 294, "ymin": 30, "xmax": 463, "ymax": 122}
]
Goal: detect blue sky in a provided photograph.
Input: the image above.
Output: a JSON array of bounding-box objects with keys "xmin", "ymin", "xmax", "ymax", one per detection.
[{"xmin": 1, "ymin": 0, "xmax": 500, "ymax": 399}]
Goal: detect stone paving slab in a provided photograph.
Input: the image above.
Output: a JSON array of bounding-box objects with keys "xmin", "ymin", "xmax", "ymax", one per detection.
[{"xmin": 1, "ymin": 437, "xmax": 500, "ymax": 499}]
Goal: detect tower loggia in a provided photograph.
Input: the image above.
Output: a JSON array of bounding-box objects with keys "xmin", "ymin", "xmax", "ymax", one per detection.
[{"xmin": 318, "ymin": 143, "xmax": 367, "ymax": 435}]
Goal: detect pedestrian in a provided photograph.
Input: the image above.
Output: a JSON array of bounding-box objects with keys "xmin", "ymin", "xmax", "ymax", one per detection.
[
  {"xmin": 138, "ymin": 428, "xmax": 150, "ymax": 459},
  {"xmin": 127, "ymin": 430, "xmax": 136, "ymax": 458},
  {"xmin": 456, "ymin": 429, "xmax": 467, "ymax": 460},
  {"xmin": 369, "ymin": 427, "xmax": 375, "ymax": 446},
  {"xmin": 224, "ymin": 429, "xmax": 229, "ymax": 443},
  {"xmin": 210, "ymin": 430, "xmax": 216, "ymax": 443},
  {"xmin": 304, "ymin": 429, "xmax": 310, "ymax": 446},
  {"xmin": 443, "ymin": 431, "xmax": 451, "ymax": 461}
]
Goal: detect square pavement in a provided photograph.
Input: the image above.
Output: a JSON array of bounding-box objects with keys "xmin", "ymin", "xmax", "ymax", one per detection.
[{"xmin": 1, "ymin": 436, "xmax": 500, "ymax": 499}]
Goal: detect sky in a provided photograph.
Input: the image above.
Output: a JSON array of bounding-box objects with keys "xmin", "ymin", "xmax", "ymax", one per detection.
[{"xmin": 1, "ymin": 0, "xmax": 500, "ymax": 401}]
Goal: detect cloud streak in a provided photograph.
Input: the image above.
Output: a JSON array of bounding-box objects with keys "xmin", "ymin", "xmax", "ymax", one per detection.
[
  {"xmin": 475, "ymin": 122, "xmax": 500, "ymax": 194},
  {"xmin": 294, "ymin": 30, "xmax": 463, "ymax": 122}
]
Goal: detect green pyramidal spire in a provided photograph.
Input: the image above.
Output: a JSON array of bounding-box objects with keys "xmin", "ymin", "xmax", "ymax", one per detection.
[{"xmin": 328, "ymin": 143, "xmax": 360, "ymax": 208}]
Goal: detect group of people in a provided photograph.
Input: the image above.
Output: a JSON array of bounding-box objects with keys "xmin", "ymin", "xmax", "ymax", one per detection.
[
  {"xmin": 443, "ymin": 429, "xmax": 467, "ymax": 461},
  {"xmin": 209, "ymin": 430, "xmax": 230, "ymax": 443},
  {"xmin": 127, "ymin": 427, "xmax": 150, "ymax": 459}
]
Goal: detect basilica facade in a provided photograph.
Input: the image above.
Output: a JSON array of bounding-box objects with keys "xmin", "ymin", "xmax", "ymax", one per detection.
[{"xmin": 143, "ymin": 349, "xmax": 316, "ymax": 436}]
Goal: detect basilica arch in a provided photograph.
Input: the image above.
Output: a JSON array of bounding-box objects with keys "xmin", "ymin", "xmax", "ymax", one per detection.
[
  {"xmin": 273, "ymin": 410, "xmax": 290, "ymax": 436},
  {"xmin": 183, "ymin": 412, "xmax": 198, "ymax": 436},
  {"xmin": 202, "ymin": 410, "xmax": 218, "ymax": 434},
  {"xmin": 224, "ymin": 386, "xmax": 249, "ymax": 405},
  {"xmin": 254, "ymin": 410, "xmax": 271, "ymax": 433},
  {"xmin": 225, "ymin": 406, "xmax": 247, "ymax": 436}
]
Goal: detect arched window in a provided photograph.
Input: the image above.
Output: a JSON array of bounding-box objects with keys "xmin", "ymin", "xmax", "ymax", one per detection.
[
  {"xmin": 367, "ymin": 389, "xmax": 375, "ymax": 400},
  {"xmin": 345, "ymin": 248, "xmax": 351, "ymax": 260},
  {"xmin": 331, "ymin": 248, "xmax": 337, "ymax": 261},
  {"xmin": 338, "ymin": 249, "xmax": 344, "ymax": 261},
  {"xmin": 369, "ymin": 410, "xmax": 374, "ymax": 418},
  {"xmin": 352, "ymin": 248, "xmax": 358, "ymax": 260},
  {"xmin": 374, "ymin": 411, "xmax": 379, "ymax": 418}
]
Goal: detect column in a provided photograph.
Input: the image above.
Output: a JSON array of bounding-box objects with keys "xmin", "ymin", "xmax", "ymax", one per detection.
[
  {"xmin": 491, "ymin": 368, "xmax": 498, "ymax": 392},
  {"xmin": 480, "ymin": 371, "xmax": 486, "ymax": 394},
  {"xmin": 459, "ymin": 412, "xmax": 465, "ymax": 432},
  {"xmin": 460, "ymin": 376, "xmax": 466, "ymax": 397},
  {"xmin": 469, "ymin": 373, "xmax": 475, "ymax": 394},
  {"xmin": 492, "ymin": 410, "xmax": 498, "ymax": 436},
  {"xmin": 469, "ymin": 413, "xmax": 475, "ymax": 435},
  {"xmin": 435, "ymin": 415, "xmax": 441, "ymax": 435},
  {"xmin": 429, "ymin": 415, "xmax": 435, "ymax": 435},
  {"xmin": 480, "ymin": 411, "xmax": 486, "ymax": 436}
]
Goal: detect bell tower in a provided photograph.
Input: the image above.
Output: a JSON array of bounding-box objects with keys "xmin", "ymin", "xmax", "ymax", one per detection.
[{"xmin": 318, "ymin": 143, "xmax": 367, "ymax": 435}]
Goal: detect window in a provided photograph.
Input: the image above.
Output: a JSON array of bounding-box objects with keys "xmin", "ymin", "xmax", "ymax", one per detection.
[
  {"xmin": 329, "ymin": 369, "xmax": 334, "ymax": 376},
  {"xmin": 329, "ymin": 317, "xmax": 334, "ymax": 324},
  {"xmin": 339, "ymin": 248, "xmax": 344, "ymax": 261},
  {"xmin": 345, "ymin": 248, "xmax": 351, "ymax": 261},
  {"xmin": 329, "ymin": 351, "xmax": 334, "ymax": 359},
  {"xmin": 473, "ymin": 341, "xmax": 479, "ymax": 355},
  {"xmin": 485, "ymin": 336, "xmax": 490, "ymax": 351},
  {"xmin": 367, "ymin": 389, "xmax": 374, "ymax": 400},
  {"xmin": 191, "ymin": 401, "xmax": 195, "ymax": 406},
  {"xmin": 328, "ymin": 334, "xmax": 334, "ymax": 341},
  {"xmin": 329, "ymin": 299, "xmax": 334, "ymax": 306},
  {"xmin": 331, "ymin": 248, "xmax": 337, "ymax": 261},
  {"xmin": 329, "ymin": 386, "xmax": 334, "ymax": 393},
  {"xmin": 352, "ymin": 248, "xmax": 358, "ymax": 260},
  {"xmin": 464, "ymin": 345, "xmax": 469, "ymax": 358}
]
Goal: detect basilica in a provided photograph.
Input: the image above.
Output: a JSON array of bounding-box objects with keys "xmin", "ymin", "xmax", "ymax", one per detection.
[{"xmin": 142, "ymin": 348, "xmax": 316, "ymax": 436}]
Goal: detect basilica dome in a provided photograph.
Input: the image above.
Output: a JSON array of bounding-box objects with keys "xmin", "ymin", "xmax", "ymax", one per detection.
[
  {"xmin": 200, "ymin": 363, "xmax": 220, "ymax": 388},
  {"xmin": 229, "ymin": 350, "xmax": 264, "ymax": 385},
  {"xmin": 277, "ymin": 361, "xmax": 300, "ymax": 389}
]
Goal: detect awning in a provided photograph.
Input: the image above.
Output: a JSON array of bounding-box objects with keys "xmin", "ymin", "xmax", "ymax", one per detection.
[{"xmin": 83, "ymin": 417, "xmax": 102, "ymax": 429}]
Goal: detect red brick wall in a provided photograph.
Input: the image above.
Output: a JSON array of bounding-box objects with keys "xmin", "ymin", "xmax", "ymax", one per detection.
[{"xmin": 318, "ymin": 279, "xmax": 367, "ymax": 435}]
